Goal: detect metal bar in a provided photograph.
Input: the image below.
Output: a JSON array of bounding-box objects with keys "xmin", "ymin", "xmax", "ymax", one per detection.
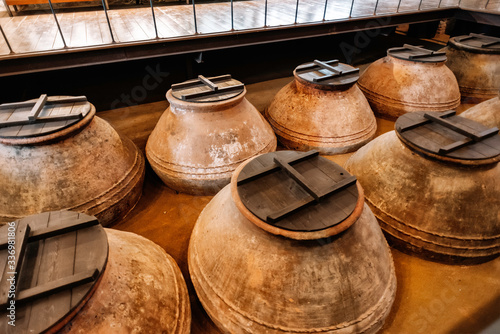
[
  {"xmin": 418, "ymin": 0, "xmax": 423, "ymax": 10},
  {"xmin": 149, "ymin": 0, "xmax": 159, "ymax": 39},
  {"xmin": 264, "ymin": 0, "xmax": 268, "ymax": 26},
  {"xmin": 294, "ymin": 0, "xmax": 300, "ymax": 24},
  {"xmin": 374, "ymin": 0, "xmax": 380, "ymax": 15},
  {"xmin": 0, "ymin": 25, "xmax": 13, "ymax": 54},
  {"xmin": 438, "ymin": 0, "xmax": 443, "ymax": 8},
  {"xmin": 231, "ymin": 0, "xmax": 234, "ymax": 30},
  {"xmin": 101, "ymin": 0, "xmax": 115, "ymax": 43},
  {"xmin": 396, "ymin": 0, "xmax": 402, "ymax": 12},
  {"xmin": 323, "ymin": 0, "xmax": 328, "ymax": 20},
  {"xmin": 485, "ymin": 0, "xmax": 490, "ymax": 8},
  {"xmin": 192, "ymin": 0, "xmax": 198, "ymax": 34},
  {"xmin": 349, "ymin": 0, "xmax": 355, "ymax": 18},
  {"xmin": 47, "ymin": 0, "xmax": 67, "ymax": 48}
]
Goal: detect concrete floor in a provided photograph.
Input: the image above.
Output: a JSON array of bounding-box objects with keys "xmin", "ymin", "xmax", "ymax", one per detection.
[{"xmin": 100, "ymin": 76, "xmax": 500, "ymax": 334}]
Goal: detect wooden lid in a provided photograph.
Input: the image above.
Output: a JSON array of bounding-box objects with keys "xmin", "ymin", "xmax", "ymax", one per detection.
[
  {"xmin": 395, "ymin": 111, "xmax": 500, "ymax": 165},
  {"xmin": 450, "ymin": 33, "xmax": 500, "ymax": 54},
  {"xmin": 231, "ymin": 150, "xmax": 365, "ymax": 240},
  {"xmin": 294, "ymin": 60, "xmax": 359, "ymax": 89},
  {"xmin": 171, "ymin": 75, "xmax": 244, "ymax": 103},
  {"xmin": 0, "ymin": 95, "xmax": 91, "ymax": 139},
  {"xmin": 0, "ymin": 211, "xmax": 108, "ymax": 334},
  {"xmin": 387, "ymin": 44, "xmax": 446, "ymax": 63}
]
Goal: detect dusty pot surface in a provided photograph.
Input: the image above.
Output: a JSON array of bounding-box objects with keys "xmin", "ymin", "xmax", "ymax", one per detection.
[
  {"xmin": 266, "ymin": 60, "xmax": 376, "ymax": 155},
  {"xmin": 0, "ymin": 211, "xmax": 190, "ymax": 334},
  {"xmin": 0, "ymin": 96, "xmax": 145, "ymax": 226},
  {"xmin": 461, "ymin": 93, "xmax": 500, "ymax": 129},
  {"xmin": 345, "ymin": 111, "xmax": 500, "ymax": 264},
  {"xmin": 189, "ymin": 151, "xmax": 396, "ymax": 334},
  {"xmin": 358, "ymin": 45, "xmax": 460, "ymax": 121},
  {"xmin": 445, "ymin": 34, "xmax": 500, "ymax": 102},
  {"xmin": 146, "ymin": 75, "xmax": 276, "ymax": 195}
]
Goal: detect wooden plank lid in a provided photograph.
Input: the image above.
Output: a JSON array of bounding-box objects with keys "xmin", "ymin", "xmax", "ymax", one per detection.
[
  {"xmin": 294, "ymin": 60, "xmax": 360, "ymax": 89},
  {"xmin": 171, "ymin": 75, "xmax": 245, "ymax": 103},
  {"xmin": 0, "ymin": 95, "xmax": 91, "ymax": 139},
  {"xmin": 387, "ymin": 44, "xmax": 446, "ymax": 63},
  {"xmin": 395, "ymin": 110, "xmax": 500, "ymax": 165},
  {"xmin": 231, "ymin": 151, "xmax": 365, "ymax": 240},
  {"xmin": 0, "ymin": 211, "xmax": 108, "ymax": 334},
  {"xmin": 450, "ymin": 33, "xmax": 500, "ymax": 54}
]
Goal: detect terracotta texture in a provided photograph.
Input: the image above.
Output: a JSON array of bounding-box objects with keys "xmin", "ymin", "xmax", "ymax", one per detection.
[
  {"xmin": 188, "ymin": 163, "xmax": 397, "ymax": 333},
  {"xmin": 265, "ymin": 76, "xmax": 376, "ymax": 155},
  {"xmin": 146, "ymin": 88, "xmax": 276, "ymax": 195},
  {"xmin": 0, "ymin": 106, "xmax": 145, "ymax": 226},
  {"xmin": 445, "ymin": 42, "xmax": 500, "ymax": 102},
  {"xmin": 344, "ymin": 131, "xmax": 500, "ymax": 264},
  {"xmin": 461, "ymin": 94, "xmax": 500, "ymax": 129},
  {"xmin": 357, "ymin": 56, "xmax": 460, "ymax": 120},
  {"xmin": 57, "ymin": 229, "xmax": 191, "ymax": 334}
]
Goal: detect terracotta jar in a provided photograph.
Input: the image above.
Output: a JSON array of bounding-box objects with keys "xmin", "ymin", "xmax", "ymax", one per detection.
[
  {"xmin": 265, "ymin": 60, "xmax": 376, "ymax": 154},
  {"xmin": 461, "ymin": 91, "xmax": 500, "ymax": 128},
  {"xmin": 0, "ymin": 95, "xmax": 145, "ymax": 226},
  {"xmin": 345, "ymin": 111, "xmax": 500, "ymax": 264},
  {"xmin": 0, "ymin": 210, "xmax": 191, "ymax": 334},
  {"xmin": 189, "ymin": 151, "xmax": 396, "ymax": 334},
  {"xmin": 146, "ymin": 75, "xmax": 276, "ymax": 195},
  {"xmin": 445, "ymin": 33, "xmax": 500, "ymax": 102},
  {"xmin": 358, "ymin": 44, "xmax": 460, "ymax": 120}
]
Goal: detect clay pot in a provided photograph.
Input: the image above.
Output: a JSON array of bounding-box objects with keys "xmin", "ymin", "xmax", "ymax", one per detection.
[
  {"xmin": 0, "ymin": 97, "xmax": 145, "ymax": 226},
  {"xmin": 345, "ymin": 113, "xmax": 500, "ymax": 264},
  {"xmin": 461, "ymin": 93, "xmax": 500, "ymax": 129},
  {"xmin": 57, "ymin": 228, "xmax": 191, "ymax": 334},
  {"xmin": 146, "ymin": 76, "xmax": 276, "ymax": 195},
  {"xmin": 358, "ymin": 45, "xmax": 460, "ymax": 120},
  {"xmin": 189, "ymin": 151, "xmax": 396, "ymax": 333},
  {"xmin": 265, "ymin": 60, "xmax": 376, "ymax": 154},
  {"xmin": 445, "ymin": 34, "xmax": 500, "ymax": 103}
]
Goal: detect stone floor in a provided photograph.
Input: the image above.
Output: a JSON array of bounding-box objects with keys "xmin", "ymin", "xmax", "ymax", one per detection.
[{"xmin": 100, "ymin": 75, "xmax": 500, "ymax": 334}]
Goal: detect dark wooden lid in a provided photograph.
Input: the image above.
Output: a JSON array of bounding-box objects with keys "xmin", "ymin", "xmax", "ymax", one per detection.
[
  {"xmin": 171, "ymin": 75, "xmax": 244, "ymax": 103},
  {"xmin": 450, "ymin": 33, "xmax": 500, "ymax": 54},
  {"xmin": 0, "ymin": 95, "xmax": 91, "ymax": 139},
  {"xmin": 387, "ymin": 44, "xmax": 446, "ymax": 63},
  {"xmin": 395, "ymin": 111, "xmax": 500, "ymax": 165},
  {"xmin": 294, "ymin": 60, "xmax": 359, "ymax": 89},
  {"xmin": 0, "ymin": 211, "xmax": 108, "ymax": 334},
  {"xmin": 236, "ymin": 150, "xmax": 361, "ymax": 236}
]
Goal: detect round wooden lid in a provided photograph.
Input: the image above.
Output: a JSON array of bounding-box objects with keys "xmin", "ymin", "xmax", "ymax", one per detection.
[
  {"xmin": 294, "ymin": 60, "xmax": 359, "ymax": 89},
  {"xmin": 0, "ymin": 211, "xmax": 108, "ymax": 334},
  {"xmin": 171, "ymin": 74, "xmax": 244, "ymax": 103},
  {"xmin": 395, "ymin": 111, "xmax": 500, "ymax": 165},
  {"xmin": 450, "ymin": 33, "xmax": 500, "ymax": 54},
  {"xmin": 0, "ymin": 95, "xmax": 92, "ymax": 139},
  {"xmin": 232, "ymin": 150, "xmax": 365, "ymax": 240},
  {"xmin": 387, "ymin": 44, "xmax": 446, "ymax": 63}
]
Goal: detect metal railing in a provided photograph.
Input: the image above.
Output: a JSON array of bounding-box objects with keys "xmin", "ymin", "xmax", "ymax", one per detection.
[{"xmin": 0, "ymin": 0, "xmax": 495, "ymax": 56}]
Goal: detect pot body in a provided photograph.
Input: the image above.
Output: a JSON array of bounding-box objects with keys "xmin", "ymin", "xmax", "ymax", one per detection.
[
  {"xmin": 461, "ymin": 95, "xmax": 500, "ymax": 129},
  {"xmin": 445, "ymin": 45, "xmax": 500, "ymax": 102},
  {"xmin": 189, "ymin": 185, "xmax": 396, "ymax": 334},
  {"xmin": 265, "ymin": 79, "xmax": 376, "ymax": 155},
  {"xmin": 57, "ymin": 229, "xmax": 191, "ymax": 334},
  {"xmin": 0, "ymin": 110, "xmax": 145, "ymax": 226},
  {"xmin": 345, "ymin": 131, "xmax": 500, "ymax": 264},
  {"xmin": 358, "ymin": 56, "xmax": 460, "ymax": 120},
  {"xmin": 146, "ymin": 89, "xmax": 276, "ymax": 195}
]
